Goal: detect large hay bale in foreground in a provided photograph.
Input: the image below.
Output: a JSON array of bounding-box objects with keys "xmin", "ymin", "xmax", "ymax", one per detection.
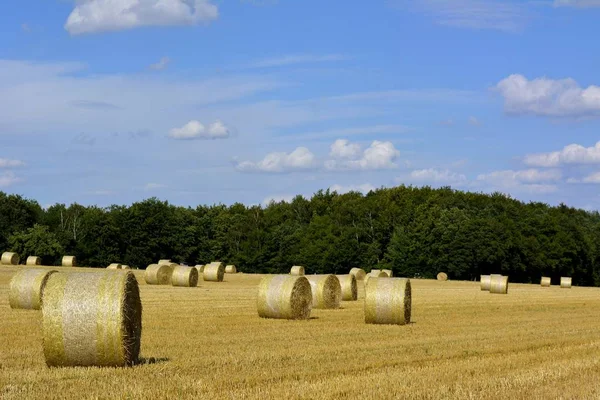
[
  {"xmin": 225, "ymin": 265, "xmax": 237, "ymax": 274},
  {"xmin": 158, "ymin": 259, "xmax": 171, "ymax": 265},
  {"xmin": 560, "ymin": 277, "xmax": 572, "ymax": 288},
  {"xmin": 144, "ymin": 264, "xmax": 173, "ymax": 285},
  {"xmin": 26, "ymin": 256, "xmax": 42, "ymax": 266},
  {"xmin": 306, "ymin": 275, "xmax": 341, "ymax": 309},
  {"xmin": 382, "ymin": 269, "xmax": 393, "ymax": 277},
  {"xmin": 349, "ymin": 268, "xmax": 366, "ymax": 281},
  {"xmin": 437, "ymin": 272, "xmax": 448, "ymax": 281},
  {"xmin": 42, "ymin": 271, "xmax": 142, "ymax": 367},
  {"xmin": 9, "ymin": 269, "xmax": 57, "ymax": 310},
  {"xmin": 203, "ymin": 263, "xmax": 224, "ymax": 282},
  {"xmin": 171, "ymin": 266, "xmax": 199, "ymax": 287},
  {"xmin": 2, "ymin": 252, "xmax": 19, "ymax": 265},
  {"xmin": 490, "ymin": 275, "xmax": 509, "ymax": 294},
  {"xmin": 336, "ymin": 274, "xmax": 357, "ymax": 301},
  {"xmin": 62, "ymin": 256, "xmax": 76, "ymax": 267},
  {"xmin": 540, "ymin": 276, "xmax": 551, "ymax": 287},
  {"xmin": 107, "ymin": 263, "xmax": 121, "ymax": 270},
  {"xmin": 290, "ymin": 266, "xmax": 305, "ymax": 276},
  {"xmin": 365, "ymin": 277, "xmax": 411, "ymax": 325},
  {"xmin": 257, "ymin": 275, "xmax": 312, "ymax": 320}
]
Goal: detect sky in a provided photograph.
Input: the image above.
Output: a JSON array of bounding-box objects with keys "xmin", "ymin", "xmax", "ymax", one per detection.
[{"xmin": 1, "ymin": 0, "xmax": 600, "ymax": 209}]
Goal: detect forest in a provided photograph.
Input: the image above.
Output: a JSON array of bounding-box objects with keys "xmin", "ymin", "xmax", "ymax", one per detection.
[{"xmin": 1, "ymin": 185, "xmax": 599, "ymax": 286}]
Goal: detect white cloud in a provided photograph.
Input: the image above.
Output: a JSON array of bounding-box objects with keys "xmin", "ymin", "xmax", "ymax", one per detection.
[
  {"xmin": 168, "ymin": 120, "xmax": 230, "ymax": 140},
  {"xmin": 554, "ymin": 0, "xmax": 600, "ymax": 7},
  {"xmin": 524, "ymin": 141, "xmax": 600, "ymax": 167},
  {"xmin": 65, "ymin": 0, "xmax": 219, "ymax": 35},
  {"xmin": 476, "ymin": 169, "xmax": 562, "ymax": 194},
  {"xmin": 262, "ymin": 194, "xmax": 296, "ymax": 205},
  {"xmin": 236, "ymin": 147, "xmax": 317, "ymax": 173},
  {"xmin": 149, "ymin": 57, "xmax": 170, "ymax": 71},
  {"xmin": 495, "ymin": 74, "xmax": 600, "ymax": 118},
  {"xmin": 329, "ymin": 183, "xmax": 376, "ymax": 194},
  {"xmin": 247, "ymin": 54, "xmax": 346, "ymax": 68},
  {"xmin": 406, "ymin": 168, "xmax": 467, "ymax": 185},
  {"xmin": 0, "ymin": 172, "xmax": 21, "ymax": 187},
  {"xmin": 145, "ymin": 183, "xmax": 166, "ymax": 190},
  {"xmin": 568, "ymin": 172, "xmax": 600, "ymax": 184},
  {"xmin": 0, "ymin": 159, "xmax": 25, "ymax": 168},
  {"xmin": 325, "ymin": 140, "xmax": 400, "ymax": 171},
  {"xmin": 329, "ymin": 139, "xmax": 361, "ymax": 159}
]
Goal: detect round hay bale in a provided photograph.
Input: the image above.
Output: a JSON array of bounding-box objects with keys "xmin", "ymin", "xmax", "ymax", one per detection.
[
  {"xmin": 144, "ymin": 264, "xmax": 173, "ymax": 285},
  {"xmin": 290, "ymin": 266, "xmax": 305, "ymax": 276},
  {"xmin": 437, "ymin": 272, "xmax": 448, "ymax": 281},
  {"xmin": 107, "ymin": 263, "xmax": 122, "ymax": 270},
  {"xmin": 62, "ymin": 256, "xmax": 76, "ymax": 267},
  {"xmin": 203, "ymin": 262, "xmax": 224, "ymax": 282},
  {"xmin": 365, "ymin": 270, "xmax": 386, "ymax": 283},
  {"xmin": 349, "ymin": 268, "xmax": 366, "ymax": 281},
  {"xmin": 560, "ymin": 277, "xmax": 572, "ymax": 288},
  {"xmin": 26, "ymin": 256, "xmax": 42, "ymax": 266},
  {"xmin": 540, "ymin": 276, "xmax": 551, "ymax": 287},
  {"xmin": 480, "ymin": 275, "xmax": 491, "ymax": 291},
  {"xmin": 2, "ymin": 252, "xmax": 20, "ymax": 265},
  {"xmin": 171, "ymin": 266, "xmax": 199, "ymax": 287},
  {"xmin": 225, "ymin": 265, "xmax": 237, "ymax": 274},
  {"xmin": 336, "ymin": 274, "xmax": 357, "ymax": 301},
  {"xmin": 158, "ymin": 259, "xmax": 171, "ymax": 265},
  {"xmin": 257, "ymin": 275, "xmax": 312, "ymax": 320},
  {"xmin": 365, "ymin": 277, "xmax": 411, "ymax": 325},
  {"xmin": 490, "ymin": 275, "xmax": 509, "ymax": 294},
  {"xmin": 42, "ymin": 271, "xmax": 142, "ymax": 367},
  {"xmin": 195, "ymin": 264, "xmax": 205, "ymax": 274},
  {"xmin": 306, "ymin": 275, "xmax": 341, "ymax": 309},
  {"xmin": 9, "ymin": 269, "xmax": 58, "ymax": 310},
  {"xmin": 121, "ymin": 265, "xmax": 131, "ymax": 270},
  {"xmin": 382, "ymin": 269, "xmax": 393, "ymax": 277}
]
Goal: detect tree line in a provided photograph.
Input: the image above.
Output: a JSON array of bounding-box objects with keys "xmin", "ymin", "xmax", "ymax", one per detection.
[{"xmin": 1, "ymin": 186, "xmax": 599, "ymax": 286}]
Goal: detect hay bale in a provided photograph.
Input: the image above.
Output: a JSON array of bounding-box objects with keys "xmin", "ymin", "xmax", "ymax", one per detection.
[
  {"xmin": 540, "ymin": 276, "xmax": 551, "ymax": 287},
  {"xmin": 1, "ymin": 252, "xmax": 19, "ymax": 265},
  {"xmin": 364, "ymin": 277, "xmax": 411, "ymax": 325},
  {"xmin": 336, "ymin": 274, "xmax": 357, "ymax": 301},
  {"xmin": 144, "ymin": 264, "xmax": 173, "ymax": 285},
  {"xmin": 171, "ymin": 266, "xmax": 199, "ymax": 287},
  {"xmin": 41, "ymin": 271, "xmax": 142, "ymax": 367},
  {"xmin": 225, "ymin": 265, "xmax": 237, "ymax": 274},
  {"xmin": 195, "ymin": 265, "xmax": 205, "ymax": 274},
  {"xmin": 349, "ymin": 268, "xmax": 366, "ymax": 281},
  {"xmin": 107, "ymin": 263, "xmax": 122, "ymax": 270},
  {"xmin": 158, "ymin": 259, "xmax": 171, "ymax": 265},
  {"xmin": 490, "ymin": 275, "xmax": 509, "ymax": 294},
  {"xmin": 203, "ymin": 262, "xmax": 224, "ymax": 282},
  {"xmin": 382, "ymin": 269, "xmax": 393, "ymax": 277},
  {"xmin": 9, "ymin": 269, "xmax": 58, "ymax": 310},
  {"xmin": 365, "ymin": 270, "xmax": 386, "ymax": 283},
  {"xmin": 257, "ymin": 275, "xmax": 312, "ymax": 320},
  {"xmin": 437, "ymin": 272, "xmax": 448, "ymax": 281},
  {"xmin": 306, "ymin": 275, "xmax": 341, "ymax": 309},
  {"xmin": 480, "ymin": 275, "xmax": 491, "ymax": 291},
  {"xmin": 290, "ymin": 266, "xmax": 305, "ymax": 276},
  {"xmin": 62, "ymin": 256, "xmax": 76, "ymax": 267},
  {"xmin": 560, "ymin": 277, "xmax": 572, "ymax": 288},
  {"xmin": 121, "ymin": 265, "xmax": 131, "ymax": 270},
  {"xmin": 26, "ymin": 256, "xmax": 42, "ymax": 266}
]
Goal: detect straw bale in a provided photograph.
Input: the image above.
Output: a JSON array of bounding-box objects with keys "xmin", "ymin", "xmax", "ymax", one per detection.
[
  {"xmin": 42, "ymin": 271, "xmax": 142, "ymax": 367},
  {"xmin": 365, "ymin": 270, "xmax": 386, "ymax": 283},
  {"xmin": 540, "ymin": 276, "xmax": 551, "ymax": 287},
  {"xmin": 9, "ymin": 269, "xmax": 57, "ymax": 310},
  {"xmin": 1, "ymin": 252, "xmax": 19, "ymax": 265},
  {"xmin": 171, "ymin": 266, "xmax": 199, "ymax": 287},
  {"xmin": 26, "ymin": 256, "xmax": 42, "ymax": 266},
  {"xmin": 203, "ymin": 262, "xmax": 224, "ymax": 282},
  {"xmin": 195, "ymin": 265, "xmax": 205, "ymax": 274},
  {"xmin": 480, "ymin": 275, "xmax": 491, "ymax": 291},
  {"xmin": 257, "ymin": 275, "xmax": 312, "ymax": 320},
  {"xmin": 364, "ymin": 277, "xmax": 411, "ymax": 325},
  {"xmin": 290, "ymin": 266, "xmax": 305, "ymax": 276},
  {"xmin": 349, "ymin": 268, "xmax": 366, "ymax": 281},
  {"xmin": 306, "ymin": 275, "xmax": 341, "ymax": 309},
  {"xmin": 437, "ymin": 272, "xmax": 448, "ymax": 281},
  {"xmin": 107, "ymin": 263, "xmax": 122, "ymax": 270},
  {"xmin": 144, "ymin": 263, "xmax": 173, "ymax": 285},
  {"xmin": 560, "ymin": 277, "xmax": 572, "ymax": 288},
  {"xmin": 62, "ymin": 256, "xmax": 76, "ymax": 267},
  {"xmin": 225, "ymin": 265, "xmax": 237, "ymax": 274},
  {"xmin": 121, "ymin": 265, "xmax": 131, "ymax": 270},
  {"xmin": 382, "ymin": 269, "xmax": 393, "ymax": 277},
  {"xmin": 490, "ymin": 275, "xmax": 509, "ymax": 294},
  {"xmin": 336, "ymin": 274, "xmax": 358, "ymax": 301}
]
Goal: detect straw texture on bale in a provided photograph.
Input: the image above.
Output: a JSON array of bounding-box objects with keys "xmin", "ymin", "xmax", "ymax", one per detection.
[
  {"xmin": 107, "ymin": 263, "xmax": 122, "ymax": 270},
  {"xmin": 158, "ymin": 259, "xmax": 171, "ymax": 265},
  {"xmin": 195, "ymin": 265, "xmax": 205, "ymax": 273},
  {"xmin": 290, "ymin": 266, "xmax": 305, "ymax": 276},
  {"xmin": 306, "ymin": 275, "xmax": 341, "ymax": 309},
  {"xmin": 490, "ymin": 275, "xmax": 509, "ymax": 294},
  {"xmin": 144, "ymin": 264, "xmax": 173, "ymax": 285},
  {"xmin": 62, "ymin": 256, "xmax": 76, "ymax": 267},
  {"xmin": 121, "ymin": 265, "xmax": 131, "ymax": 270},
  {"xmin": 225, "ymin": 265, "xmax": 237, "ymax": 274},
  {"xmin": 171, "ymin": 266, "xmax": 199, "ymax": 287},
  {"xmin": 364, "ymin": 277, "xmax": 411, "ymax": 325},
  {"xmin": 2, "ymin": 252, "xmax": 19, "ymax": 265},
  {"xmin": 257, "ymin": 275, "xmax": 312, "ymax": 320},
  {"xmin": 42, "ymin": 271, "xmax": 142, "ymax": 367},
  {"xmin": 26, "ymin": 256, "xmax": 42, "ymax": 266},
  {"xmin": 540, "ymin": 276, "xmax": 551, "ymax": 287},
  {"xmin": 437, "ymin": 272, "xmax": 448, "ymax": 281},
  {"xmin": 203, "ymin": 263, "xmax": 225, "ymax": 282},
  {"xmin": 365, "ymin": 270, "xmax": 386, "ymax": 283},
  {"xmin": 480, "ymin": 275, "xmax": 491, "ymax": 291},
  {"xmin": 382, "ymin": 269, "xmax": 393, "ymax": 277},
  {"xmin": 560, "ymin": 277, "xmax": 572, "ymax": 288},
  {"xmin": 336, "ymin": 274, "xmax": 358, "ymax": 301},
  {"xmin": 349, "ymin": 268, "xmax": 366, "ymax": 281},
  {"xmin": 9, "ymin": 269, "xmax": 57, "ymax": 310}
]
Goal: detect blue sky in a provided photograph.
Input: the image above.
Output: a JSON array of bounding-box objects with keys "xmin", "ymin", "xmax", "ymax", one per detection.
[{"xmin": 2, "ymin": 0, "xmax": 600, "ymax": 209}]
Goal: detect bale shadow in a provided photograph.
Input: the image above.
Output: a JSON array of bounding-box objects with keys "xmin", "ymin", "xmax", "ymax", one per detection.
[{"xmin": 135, "ymin": 357, "xmax": 170, "ymax": 366}]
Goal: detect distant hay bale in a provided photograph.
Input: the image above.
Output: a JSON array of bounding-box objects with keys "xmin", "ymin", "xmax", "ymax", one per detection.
[
  {"xmin": 437, "ymin": 272, "xmax": 448, "ymax": 281},
  {"xmin": 306, "ymin": 275, "xmax": 341, "ymax": 309},
  {"xmin": 349, "ymin": 268, "xmax": 366, "ymax": 281},
  {"xmin": 107, "ymin": 263, "xmax": 122, "ymax": 270},
  {"xmin": 42, "ymin": 271, "xmax": 142, "ymax": 367},
  {"xmin": 560, "ymin": 277, "xmax": 572, "ymax": 289},
  {"xmin": 365, "ymin": 277, "xmax": 411, "ymax": 325},
  {"xmin": 290, "ymin": 266, "xmax": 305, "ymax": 276},
  {"xmin": 2, "ymin": 252, "xmax": 19, "ymax": 265},
  {"xmin": 171, "ymin": 266, "xmax": 199, "ymax": 287},
  {"xmin": 26, "ymin": 256, "xmax": 42, "ymax": 266},
  {"xmin": 203, "ymin": 262, "xmax": 224, "ymax": 282},
  {"xmin": 195, "ymin": 265, "xmax": 205, "ymax": 274},
  {"xmin": 336, "ymin": 274, "xmax": 358, "ymax": 301},
  {"xmin": 158, "ymin": 259, "xmax": 171, "ymax": 265},
  {"xmin": 225, "ymin": 265, "xmax": 237, "ymax": 274},
  {"xmin": 121, "ymin": 265, "xmax": 131, "ymax": 270},
  {"xmin": 144, "ymin": 264, "xmax": 173, "ymax": 285},
  {"xmin": 62, "ymin": 256, "xmax": 76, "ymax": 267},
  {"xmin": 540, "ymin": 276, "xmax": 551, "ymax": 287},
  {"xmin": 382, "ymin": 269, "xmax": 393, "ymax": 277},
  {"xmin": 490, "ymin": 275, "xmax": 509, "ymax": 294},
  {"xmin": 480, "ymin": 275, "xmax": 491, "ymax": 291},
  {"xmin": 365, "ymin": 270, "xmax": 386, "ymax": 283},
  {"xmin": 257, "ymin": 275, "xmax": 312, "ymax": 320},
  {"xmin": 9, "ymin": 269, "xmax": 58, "ymax": 310}
]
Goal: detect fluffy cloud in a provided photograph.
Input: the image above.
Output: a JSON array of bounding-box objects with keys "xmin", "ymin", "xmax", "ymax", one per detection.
[
  {"xmin": 407, "ymin": 168, "xmax": 467, "ymax": 185},
  {"xmin": 0, "ymin": 172, "xmax": 21, "ymax": 187},
  {"xmin": 495, "ymin": 74, "xmax": 600, "ymax": 117},
  {"xmin": 567, "ymin": 172, "xmax": 600, "ymax": 184},
  {"xmin": 236, "ymin": 147, "xmax": 317, "ymax": 173},
  {"xmin": 0, "ymin": 159, "xmax": 25, "ymax": 168},
  {"xmin": 329, "ymin": 183, "xmax": 376, "ymax": 194},
  {"xmin": 65, "ymin": 0, "xmax": 219, "ymax": 35},
  {"xmin": 325, "ymin": 140, "xmax": 400, "ymax": 171},
  {"xmin": 554, "ymin": 0, "xmax": 600, "ymax": 7},
  {"xmin": 329, "ymin": 139, "xmax": 361, "ymax": 160},
  {"xmin": 168, "ymin": 120, "xmax": 230, "ymax": 140},
  {"xmin": 524, "ymin": 141, "xmax": 600, "ymax": 167},
  {"xmin": 476, "ymin": 169, "xmax": 562, "ymax": 193}
]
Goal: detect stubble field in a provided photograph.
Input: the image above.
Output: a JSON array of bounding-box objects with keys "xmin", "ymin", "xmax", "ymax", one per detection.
[{"xmin": 2, "ymin": 266, "xmax": 600, "ymax": 399}]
